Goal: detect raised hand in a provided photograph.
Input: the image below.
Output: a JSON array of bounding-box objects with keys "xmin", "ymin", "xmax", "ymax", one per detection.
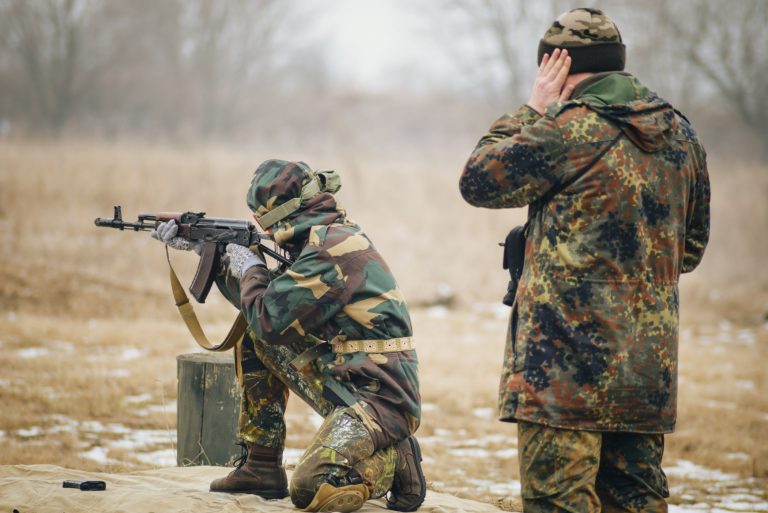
[{"xmin": 526, "ymin": 48, "xmax": 574, "ymax": 115}]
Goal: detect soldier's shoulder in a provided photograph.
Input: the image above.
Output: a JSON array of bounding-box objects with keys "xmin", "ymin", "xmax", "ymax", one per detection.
[
  {"xmin": 673, "ymin": 109, "xmax": 702, "ymax": 146},
  {"xmin": 309, "ymin": 223, "xmax": 373, "ymax": 260}
]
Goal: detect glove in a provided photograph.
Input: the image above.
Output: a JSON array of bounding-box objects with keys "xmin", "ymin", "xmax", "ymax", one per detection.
[
  {"xmin": 150, "ymin": 220, "xmax": 202, "ymax": 255},
  {"xmin": 226, "ymin": 243, "xmax": 266, "ymax": 279}
]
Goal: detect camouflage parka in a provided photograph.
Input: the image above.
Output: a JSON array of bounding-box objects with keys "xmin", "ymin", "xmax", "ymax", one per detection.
[
  {"xmin": 459, "ymin": 73, "xmax": 710, "ymax": 433},
  {"xmin": 216, "ymin": 161, "xmax": 421, "ymax": 448}
]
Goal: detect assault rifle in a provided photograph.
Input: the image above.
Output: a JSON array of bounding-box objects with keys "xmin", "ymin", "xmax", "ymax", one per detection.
[
  {"xmin": 95, "ymin": 205, "xmax": 292, "ymax": 303},
  {"xmin": 95, "ymin": 205, "xmax": 293, "ymax": 352}
]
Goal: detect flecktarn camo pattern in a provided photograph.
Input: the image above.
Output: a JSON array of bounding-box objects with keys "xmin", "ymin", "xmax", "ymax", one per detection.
[
  {"xmin": 541, "ymin": 8, "xmax": 622, "ymax": 46},
  {"xmin": 215, "ymin": 159, "xmax": 420, "ymax": 506},
  {"xmin": 460, "ymin": 72, "xmax": 710, "ymax": 433},
  {"xmin": 518, "ymin": 421, "xmax": 668, "ymax": 512}
]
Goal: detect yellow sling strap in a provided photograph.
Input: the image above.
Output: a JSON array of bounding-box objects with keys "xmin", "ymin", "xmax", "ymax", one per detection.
[{"xmin": 166, "ymin": 248, "xmax": 246, "ymax": 352}]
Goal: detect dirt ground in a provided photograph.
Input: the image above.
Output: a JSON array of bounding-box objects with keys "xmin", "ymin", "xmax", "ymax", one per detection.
[{"xmin": 0, "ymin": 141, "xmax": 766, "ymax": 511}]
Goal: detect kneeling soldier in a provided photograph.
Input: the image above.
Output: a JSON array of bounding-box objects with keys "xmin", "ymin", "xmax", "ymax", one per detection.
[{"xmin": 154, "ymin": 160, "xmax": 425, "ymax": 512}]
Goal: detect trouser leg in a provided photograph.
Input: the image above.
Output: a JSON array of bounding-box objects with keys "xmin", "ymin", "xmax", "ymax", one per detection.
[
  {"xmin": 245, "ymin": 328, "xmax": 335, "ymax": 418},
  {"xmin": 596, "ymin": 433, "xmax": 669, "ymax": 513},
  {"xmin": 517, "ymin": 421, "xmax": 601, "ymax": 513},
  {"xmin": 290, "ymin": 407, "xmax": 398, "ymax": 509},
  {"xmin": 237, "ymin": 332, "xmax": 290, "ymax": 448}
]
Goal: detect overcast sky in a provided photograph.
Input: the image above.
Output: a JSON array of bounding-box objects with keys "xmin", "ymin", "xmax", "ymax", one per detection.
[{"xmin": 308, "ymin": 0, "xmax": 460, "ymax": 93}]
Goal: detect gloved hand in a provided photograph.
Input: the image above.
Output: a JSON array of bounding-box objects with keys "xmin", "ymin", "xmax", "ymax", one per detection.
[
  {"xmin": 226, "ymin": 243, "xmax": 266, "ymax": 279},
  {"xmin": 150, "ymin": 220, "xmax": 202, "ymax": 255}
]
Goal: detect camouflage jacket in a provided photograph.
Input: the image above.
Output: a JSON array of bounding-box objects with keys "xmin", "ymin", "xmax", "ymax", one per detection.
[
  {"xmin": 216, "ymin": 193, "xmax": 420, "ymax": 446},
  {"xmin": 460, "ymin": 73, "xmax": 710, "ymax": 433}
]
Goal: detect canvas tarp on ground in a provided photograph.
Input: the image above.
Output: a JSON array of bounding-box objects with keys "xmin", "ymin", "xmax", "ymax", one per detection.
[{"xmin": 0, "ymin": 464, "xmax": 504, "ymax": 513}]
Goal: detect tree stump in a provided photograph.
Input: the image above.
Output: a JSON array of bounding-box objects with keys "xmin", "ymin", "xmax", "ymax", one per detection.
[{"xmin": 177, "ymin": 352, "xmax": 241, "ymax": 466}]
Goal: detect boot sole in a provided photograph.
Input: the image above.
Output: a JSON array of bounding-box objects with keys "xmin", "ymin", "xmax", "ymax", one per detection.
[{"xmin": 315, "ymin": 491, "xmax": 366, "ymax": 512}]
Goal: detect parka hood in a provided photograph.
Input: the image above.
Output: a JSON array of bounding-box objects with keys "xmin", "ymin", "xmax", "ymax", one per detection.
[
  {"xmin": 247, "ymin": 159, "xmax": 345, "ymax": 254},
  {"xmin": 570, "ymin": 72, "xmax": 678, "ymax": 152}
]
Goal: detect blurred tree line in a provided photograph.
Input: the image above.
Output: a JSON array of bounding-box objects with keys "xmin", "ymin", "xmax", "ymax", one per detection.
[
  {"xmin": 435, "ymin": 0, "xmax": 768, "ymax": 160},
  {"xmin": 0, "ymin": 0, "xmax": 765, "ymax": 161},
  {"xmin": 0, "ymin": 0, "xmax": 321, "ymax": 138}
]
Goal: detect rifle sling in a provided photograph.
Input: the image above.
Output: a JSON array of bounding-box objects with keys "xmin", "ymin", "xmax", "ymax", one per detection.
[{"xmin": 166, "ymin": 247, "xmax": 246, "ymax": 352}]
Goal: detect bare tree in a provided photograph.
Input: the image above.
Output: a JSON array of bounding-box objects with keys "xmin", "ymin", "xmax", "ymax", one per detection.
[
  {"xmin": 0, "ymin": 0, "xmax": 95, "ymax": 133},
  {"xmin": 181, "ymin": 0, "xmax": 291, "ymax": 136},
  {"xmin": 427, "ymin": 0, "xmax": 581, "ymax": 108},
  {"xmin": 659, "ymin": 0, "xmax": 768, "ymax": 158},
  {"xmin": 0, "ymin": 0, "xmax": 315, "ymax": 138}
]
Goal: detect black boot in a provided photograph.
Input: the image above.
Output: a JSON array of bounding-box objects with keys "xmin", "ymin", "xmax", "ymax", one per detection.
[
  {"xmin": 209, "ymin": 442, "xmax": 288, "ymax": 499},
  {"xmin": 387, "ymin": 436, "xmax": 426, "ymax": 511}
]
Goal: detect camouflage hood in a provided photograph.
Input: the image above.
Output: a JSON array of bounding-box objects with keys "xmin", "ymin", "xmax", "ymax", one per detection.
[
  {"xmin": 570, "ymin": 72, "xmax": 678, "ymax": 152},
  {"xmin": 247, "ymin": 159, "xmax": 345, "ymax": 252}
]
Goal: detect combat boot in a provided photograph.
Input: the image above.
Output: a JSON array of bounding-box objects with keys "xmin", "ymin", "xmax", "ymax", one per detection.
[
  {"xmin": 209, "ymin": 442, "xmax": 288, "ymax": 499},
  {"xmin": 386, "ymin": 436, "xmax": 426, "ymax": 511}
]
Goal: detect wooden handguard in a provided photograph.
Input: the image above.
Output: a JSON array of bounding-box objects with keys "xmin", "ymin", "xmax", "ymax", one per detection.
[{"xmin": 190, "ymin": 242, "xmax": 219, "ymax": 303}]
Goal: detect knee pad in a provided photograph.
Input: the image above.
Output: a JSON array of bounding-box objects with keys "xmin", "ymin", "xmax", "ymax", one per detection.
[{"xmin": 303, "ymin": 482, "xmax": 370, "ymax": 512}]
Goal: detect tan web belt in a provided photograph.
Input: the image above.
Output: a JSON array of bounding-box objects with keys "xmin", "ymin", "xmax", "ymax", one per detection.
[
  {"xmin": 331, "ymin": 337, "xmax": 415, "ymax": 354},
  {"xmin": 290, "ymin": 336, "xmax": 415, "ymax": 372}
]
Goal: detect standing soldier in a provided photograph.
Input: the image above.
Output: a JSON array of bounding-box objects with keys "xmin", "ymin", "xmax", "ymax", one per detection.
[
  {"xmin": 459, "ymin": 8, "xmax": 709, "ymax": 513},
  {"xmin": 153, "ymin": 159, "xmax": 425, "ymax": 512}
]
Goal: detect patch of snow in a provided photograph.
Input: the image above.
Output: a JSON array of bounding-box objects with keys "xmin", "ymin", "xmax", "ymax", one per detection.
[
  {"xmin": 735, "ymin": 329, "xmax": 756, "ymax": 346},
  {"xmin": 17, "ymin": 347, "xmax": 51, "ymax": 359},
  {"xmin": 466, "ymin": 478, "xmax": 521, "ymax": 496},
  {"xmin": 81, "ymin": 446, "xmax": 115, "ymax": 464},
  {"xmin": 426, "ymin": 306, "xmax": 449, "ymax": 319},
  {"xmin": 284, "ymin": 448, "xmax": 305, "ymax": 466},
  {"xmin": 135, "ymin": 449, "xmax": 177, "ymax": 467},
  {"xmin": 135, "ymin": 402, "xmax": 177, "ymax": 417},
  {"xmin": 109, "ymin": 429, "xmax": 175, "ymax": 450},
  {"xmin": 495, "ymin": 448, "xmax": 518, "ymax": 459},
  {"xmin": 734, "ymin": 380, "xmax": 755, "ymax": 390},
  {"xmin": 669, "ymin": 505, "xmax": 711, "ymax": 513},
  {"xmin": 665, "ymin": 460, "xmax": 739, "ymax": 482},
  {"xmin": 714, "ymin": 498, "xmax": 768, "ymax": 512},
  {"xmin": 124, "ymin": 393, "xmax": 153, "ymax": 404},
  {"xmin": 449, "ymin": 448, "xmax": 492, "ymax": 458},
  {"xmin": 79, "ymin": 421, "xmax": 132, "ymax": 435},
  {"xmin": 472, "ymin": 407, "xmax": 494, "ymax": 419},
  {"xmin": 7, "ymin": 312, "xmax": 17, "ymax": 321},
  {"xmin": 725, "ymin": 453, "xmax": 751, "ymax": 461},
  {"xmin": 491, "ymin": 303, "xmax": 509, "ymax": 319},
  {"xmin": 16, "ymin": 426, "xmax": 44, "ymax": 437},
  {"xmin": 118, "ymin": 347, "xmax": 145, "ymax": 360},
  {"xmin": 421, "ymin": 403, "xmax": 438, "ymax": 413}
]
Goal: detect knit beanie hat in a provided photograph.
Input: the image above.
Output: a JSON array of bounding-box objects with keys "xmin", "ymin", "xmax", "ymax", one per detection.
[{"xmin": 538, "ymin": 8, "xmax": 625, "ymax": 74}]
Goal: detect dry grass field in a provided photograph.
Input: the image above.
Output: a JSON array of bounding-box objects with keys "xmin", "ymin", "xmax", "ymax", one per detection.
[{"xmin": 1, "ymin": 140, "xmax": 767, "ymax": 511}]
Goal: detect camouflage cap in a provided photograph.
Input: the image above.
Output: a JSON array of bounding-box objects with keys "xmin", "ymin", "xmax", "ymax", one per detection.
[
  {"xmin": 247, "ymin": 159, "xmax": 341, "ymax": 229},
  {"xmin": 538, "ymin": 7, "xmax": 625, "ymax": 74}
]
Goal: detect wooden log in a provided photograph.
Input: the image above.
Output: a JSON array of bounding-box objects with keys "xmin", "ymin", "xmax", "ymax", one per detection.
[{"xmin": 177, "ymin": 352, "xmax": 241, "ymax": 466}]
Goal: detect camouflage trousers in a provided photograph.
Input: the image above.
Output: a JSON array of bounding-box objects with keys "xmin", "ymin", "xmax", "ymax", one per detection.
[
  {"xmin": 236, "ymin": 330, "xmax": 399, "ymax": 508},
  {"xmin": 518, "ymin": 421, "xmax": 669, "ymax": 513}
]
